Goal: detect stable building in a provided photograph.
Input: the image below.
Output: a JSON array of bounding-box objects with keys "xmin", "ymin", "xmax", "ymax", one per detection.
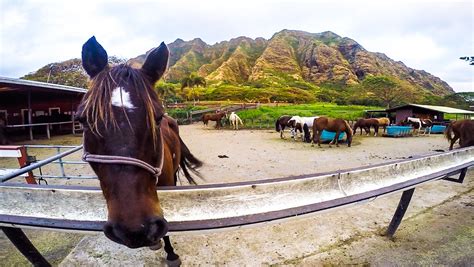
[
  {"xmin": 385, "ymin": 104, "xmax": 474, "ymax": 124},
  {"xmin": 0, "ymin": 76, "xmax": 87, "ymax": 140}
]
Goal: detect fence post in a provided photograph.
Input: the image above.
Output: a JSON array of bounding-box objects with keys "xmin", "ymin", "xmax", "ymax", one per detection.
[
  {"xmin": 46, "ymin": 125, "xmax": 50, "ymax": 139},
  {"xmin": 57, "ymin": 147, "xmax": 66, "ymax": 178},
  {"xmin": 17, "ymin": 146, "xmax": 37, "ymax": 184}
]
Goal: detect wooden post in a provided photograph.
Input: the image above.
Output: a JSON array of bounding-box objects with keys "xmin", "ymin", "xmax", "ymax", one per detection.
[
  {"xmin": 46, "ymin": 125, "xmax": 50, "ymax": 139},
  {"xmin": 17, "ymin": 146, "xmax": 36, "ymax": 184},
  {"xmin": 28, "ymin": 90, "xmax": 33, "ymax": 140}
]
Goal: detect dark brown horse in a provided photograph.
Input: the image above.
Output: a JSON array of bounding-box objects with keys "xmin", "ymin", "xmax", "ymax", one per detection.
[
  {"xmin": 353, "ymin": 118, "xmax": 380, "ymax": 136},
  {"xmin": 445, "ymin": 119, "xmax": 474, "ymax": 150},
  {"xmin": 275, "ymin": 115, "xmax": 292, "ymax": 139},
  {"xmin": 78, "ymin": 36, "xmax": 202, "ymax": 265},
  {"xmin": 202, "ymin": 111, "xmax": 227, "ymax": 129},
  {"xmin": 312, "ymin": 117, "xmax": 353, "ymax": 147}
]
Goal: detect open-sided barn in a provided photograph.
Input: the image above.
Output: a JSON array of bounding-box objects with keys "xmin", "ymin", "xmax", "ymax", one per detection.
[
  {"xmin": 0, "ymin": 76, "xmax": 87, "ymax": 140},
  {"xmin": 367, "ymin": 103, "xmax": 474, "ymax": 124}
]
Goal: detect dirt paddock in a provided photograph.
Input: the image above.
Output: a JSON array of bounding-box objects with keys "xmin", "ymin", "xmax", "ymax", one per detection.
[{"xmin": 1, "ymin": 124, "xmax": 473, "ymax": 265}]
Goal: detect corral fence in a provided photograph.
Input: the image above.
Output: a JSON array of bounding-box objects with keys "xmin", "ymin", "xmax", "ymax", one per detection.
[
  {"xmin": 0, "ymin": 145, "xmax": 472, "ymax": 266},
  {"xmin": 6, "ymin": 121, "xmax": 83, "ymax": 140},
  {"xmin": 179, "ymin": 103, "xmax": 259, "ymax": 125}
]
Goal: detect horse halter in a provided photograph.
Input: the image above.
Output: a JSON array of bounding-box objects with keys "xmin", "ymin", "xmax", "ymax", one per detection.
[{"xmin": 82, "ymin": 132, "xmax": 165, "ymax": 185}]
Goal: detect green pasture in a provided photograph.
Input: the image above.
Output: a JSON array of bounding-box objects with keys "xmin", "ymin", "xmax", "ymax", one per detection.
[{"xmin": 237, "ymin": 103, "xmax": 383, "ymax": 122}]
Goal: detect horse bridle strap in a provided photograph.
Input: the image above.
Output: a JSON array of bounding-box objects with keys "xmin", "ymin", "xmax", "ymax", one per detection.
[{"xmin": 82, "ymin": 133, "xmax": 165, "ymax": 184}]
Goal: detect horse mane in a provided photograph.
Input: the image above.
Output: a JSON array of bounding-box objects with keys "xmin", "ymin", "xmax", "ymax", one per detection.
[{"xmin": 80, "ymin": 64, "xmax": 161, "ymax": 144}]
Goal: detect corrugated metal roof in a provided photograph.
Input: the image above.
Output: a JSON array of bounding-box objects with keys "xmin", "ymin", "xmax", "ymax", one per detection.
[
  {"xmin": 387, "ymin": 103, "xmax": 474, "ymax": 114},
  {"xmin": 0, "ymin": 76, "xmax": 87, "ymax": 94}
]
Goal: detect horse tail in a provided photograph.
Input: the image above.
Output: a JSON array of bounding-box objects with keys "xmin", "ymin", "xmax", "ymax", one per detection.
[
  {"xmin": 179, "ymin": 136, "xmax": 203, "ymax": 185},
  {"xmin": 343, "ymin": 120, "xmax": 353, "ymax": 146},
  {"xmin": 445, "ymin": 122, "xmax": 453, "ymax": 142},
  {"xmin": 275, "ymin": 119, "xmax": 281, "ymax": 132}
]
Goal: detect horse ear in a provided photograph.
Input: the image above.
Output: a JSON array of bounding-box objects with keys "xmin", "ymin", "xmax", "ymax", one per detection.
[
  {"xmin": 141, "ymin": 42, "xmax": 169, "ymax": 83},
  {"xmin": 82, "ymin": 36, "xmax": 108, "ymax": 78}
]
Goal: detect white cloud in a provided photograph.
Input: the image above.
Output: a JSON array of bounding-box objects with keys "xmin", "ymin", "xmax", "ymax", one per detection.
[{"xmin": 0, "ymin": 0, "xmax": 472, "ymax": 93}]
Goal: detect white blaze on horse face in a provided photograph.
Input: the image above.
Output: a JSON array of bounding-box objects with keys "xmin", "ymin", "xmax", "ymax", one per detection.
[{"xmin": 111, "ymin": 87, "xmax": 135, "ymax": 109}]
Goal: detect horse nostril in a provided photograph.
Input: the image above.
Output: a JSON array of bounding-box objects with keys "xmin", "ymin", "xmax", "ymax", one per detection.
[
  {"xmin": 103, "ymin": 222, "xmax": 123, "ymax": 244},
  {"xmin": 147, "ymin": 217, "xmax": 169, "ymax": 240}
]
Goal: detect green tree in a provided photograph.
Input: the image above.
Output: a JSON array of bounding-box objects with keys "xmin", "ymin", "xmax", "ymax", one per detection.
[
  {"xmin": 361, "ymin": 75, "xmax": 419, "ymax": 108},
  {"xmin": 154, "ymin": 82, "xmax": 177, "ymax": 103},
  {"xmin": 180, "ymin": 73, "xmax": 206, "ymax": 103}
]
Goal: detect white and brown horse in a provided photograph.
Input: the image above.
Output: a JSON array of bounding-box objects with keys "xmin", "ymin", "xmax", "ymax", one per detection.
[{"xmin": 403, "ymin": 117, "xmax": 433, "ymax": 135}]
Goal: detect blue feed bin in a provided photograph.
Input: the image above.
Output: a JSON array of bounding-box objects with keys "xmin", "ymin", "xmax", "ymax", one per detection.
[
  {"xmin": 320, "ymin": 130, "xmax": 346, "ymax": 142},
  {"xmin": 386, "ymin": 126, "xmax": 412, "ymax": 137},
  {"xmin": 431, "ymin": 125, "xmax": 446, "ymax": 134}
]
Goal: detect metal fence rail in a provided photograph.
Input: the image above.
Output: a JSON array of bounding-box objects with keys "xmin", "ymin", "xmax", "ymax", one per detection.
[
  {"xmin": 0, "ymin": 146, "xmax": 472, "ymax": 266},
  {"xmin": 0, "ymin": 145, "xmax": 94, "ymax": 183},
  {"xmin": 0, "ymin": 146, "xmax": 472, "ymax": 233}
]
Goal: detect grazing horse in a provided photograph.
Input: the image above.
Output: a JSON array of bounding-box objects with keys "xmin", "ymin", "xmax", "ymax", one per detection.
[
  {"xmin": 229, "ymin": 112, "xmax": 243, "ymax": 130},
  {"xmin": 296, "ymin": 116, "xmax": 319, "ymax": 143},
  {"xmin": 275, "ymin": 115, "xmax": 292, "ymax": 139},
  {"xmin": 0, "ymin": 117, "xmax": 8, "ymax": 145},
  {"xmin": 287, "ymin": 116, "xmax": 304, "ymax": 141},
  {"xmin": 78, "ymin": 37, "xmax": 202, "ymax": 265},
  {"xmin": 376, "ymin": 117, "xmax": 390, "ymax": 133},
  {"xmin": 353, "ymin": 118, "xmax": 380, "ymax": 136},
  {"xmin": 202, "ymin": 111, "xmax": 227, "ymax": 129},
  {"xmin": 312, "ymin": 117, "xmax": 353, "ymax": 147},
  {"xmin": 445, "ymin": 120, "xmax": 474, "ymax": 150}
]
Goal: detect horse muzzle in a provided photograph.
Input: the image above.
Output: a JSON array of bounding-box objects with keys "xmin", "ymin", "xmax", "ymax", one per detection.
[{"xmin": 103, "ymin": 216, "xmax": 169, "ymax": 248}]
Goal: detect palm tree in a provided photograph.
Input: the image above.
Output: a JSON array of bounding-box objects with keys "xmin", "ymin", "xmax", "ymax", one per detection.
[
  {"xmin": 181, "ymin": 73, "xmax": 206, "ymax": 104},
  {"xmin": 155, "ymin": 82, "xmax": 176, "ymax": 103}
]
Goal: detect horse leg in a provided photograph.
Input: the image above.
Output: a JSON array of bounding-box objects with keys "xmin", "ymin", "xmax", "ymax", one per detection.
[
  {"xmin": 449, "ymin": 134, "xmax": 460, "ymax": 150},
  {"xmin": 374, "ymin": 126, "xmax": 378, "ymax": 137},
  {"xmin": 163, "ymin": 236, "xmax": 181, "ymax": 266},
  {"xmin": 317, "ymin": 131, "xmax": 322, "ymax": 147},
  {"xmin": 334, "ymin": 131, "xmax": 341, "ymax": 147}
]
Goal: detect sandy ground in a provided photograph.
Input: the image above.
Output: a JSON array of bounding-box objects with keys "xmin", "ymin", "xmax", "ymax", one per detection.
[{"xmin": 1, "ymin": 123, "xmax": 473, "ymax": 266}]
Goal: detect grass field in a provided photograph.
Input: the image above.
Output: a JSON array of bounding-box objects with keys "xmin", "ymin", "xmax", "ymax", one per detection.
[{"xmin": 237, "ymin": 103, "xmax": 383, "ymax": 122}]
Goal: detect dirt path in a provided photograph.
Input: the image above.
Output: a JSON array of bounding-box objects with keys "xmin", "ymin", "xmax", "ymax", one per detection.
[{"xmin": 1, "ymin": 124, "xmax": 472, "ymax": 265}]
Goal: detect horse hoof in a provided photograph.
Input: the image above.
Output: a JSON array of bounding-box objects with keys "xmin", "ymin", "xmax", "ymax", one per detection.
[
  {"xmin": 149, "ymin": 240, "xmax": 162, "ymax": 251},
  {"xmin": 166, "ymin": 257, "xmax": 182, "ymax": 267}
]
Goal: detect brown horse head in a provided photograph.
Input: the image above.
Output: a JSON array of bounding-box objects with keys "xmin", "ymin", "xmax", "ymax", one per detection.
[{"xmin": 78, "ymin": 36, "xmax": 171, "ymax": 248}]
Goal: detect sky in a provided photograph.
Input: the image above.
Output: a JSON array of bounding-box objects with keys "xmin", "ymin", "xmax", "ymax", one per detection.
[{"xmin": 0, "ymin": 0, "xmax": 473, "ymax": 92}]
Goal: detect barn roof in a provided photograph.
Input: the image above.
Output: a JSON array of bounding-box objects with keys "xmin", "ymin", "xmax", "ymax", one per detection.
[
  {"xmin": 0, "ymin": 76, "xmax": 87, "ymax": 94},
  {"xmin": 386, "ymin": 103, "xmax": 474, "ymax": 114}
]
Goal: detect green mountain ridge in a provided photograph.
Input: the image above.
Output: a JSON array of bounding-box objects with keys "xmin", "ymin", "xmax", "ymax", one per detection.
[
  {"xmin": 130, "ymin": 29, "xmax": 454, "ymax": 95},
  {"xmin": 22, "ymin": 29, "xmax": 455, "ymax": 96}
]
